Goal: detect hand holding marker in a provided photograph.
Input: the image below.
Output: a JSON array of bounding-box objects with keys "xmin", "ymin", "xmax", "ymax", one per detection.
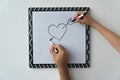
[
  {"xmin": 49, "ymin": 38, "xmax": 58, "ymax": 53},
  {"xmin": 72, "ymin": 11, "xmax": 88, "ymax": 22}
]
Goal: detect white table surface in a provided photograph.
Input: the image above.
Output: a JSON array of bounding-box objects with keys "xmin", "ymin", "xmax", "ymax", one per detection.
[{"xmin": 0, "ymin": 0, "xmax": 120, "ymax": 80}]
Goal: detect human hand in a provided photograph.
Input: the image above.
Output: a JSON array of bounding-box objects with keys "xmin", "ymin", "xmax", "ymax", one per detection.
[
  {"xmin": 50, "ymin": 44, "xmax": 69, "ymax": 68},
  {"xmin": 75, "ymin": 11, "xmax": 96, "ymax": 26}
]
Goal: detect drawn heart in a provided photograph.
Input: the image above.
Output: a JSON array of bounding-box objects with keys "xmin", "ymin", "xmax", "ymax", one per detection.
[{"xmin": 48, "ymin": 23, "xmax": 67, "ymax": 41}]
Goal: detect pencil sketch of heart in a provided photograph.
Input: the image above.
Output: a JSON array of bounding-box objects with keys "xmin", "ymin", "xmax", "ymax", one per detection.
[
  {"xmin": 48, "ymin": 17, "xmax": 75, "ymax": 41},
  {"xmin": 48, "ymin": 23, "xmax": 67, "ymax": 41}
]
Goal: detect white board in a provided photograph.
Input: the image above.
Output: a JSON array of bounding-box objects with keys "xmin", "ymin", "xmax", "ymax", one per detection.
[{"xmin": 29, "ymin": 7, "xmax": 90, "ymax": 68}]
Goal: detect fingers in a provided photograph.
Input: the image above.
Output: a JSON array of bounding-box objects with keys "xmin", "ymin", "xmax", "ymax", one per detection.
[
  {"xmin": 54, "ymin": 44, "xmax": 64, "ymax": 52},
  {"xmin": 75, "ymin": 11, "xmax": 87, "ymax": 17},
  {"xmin": 50, "ymin": 45, "xmax": 56, "ymax": 56},
  {"xmin": 75, "ymin": 11, "xmax": 87, "ymax": 24},
  {"xmin": 50, "ymin": 44, "xmax": 64, "ymax": 55},
  {"xmin": 76, "ymin": 18, "xmax": 84, "ymax": 24}
]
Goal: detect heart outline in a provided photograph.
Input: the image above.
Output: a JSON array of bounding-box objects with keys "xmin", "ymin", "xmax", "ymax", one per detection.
[{"xmin": 48, "ymin": 23, "xmax": 67, "ymax": 41}]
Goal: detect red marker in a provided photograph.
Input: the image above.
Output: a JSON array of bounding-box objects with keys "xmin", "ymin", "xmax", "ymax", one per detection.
[{"xmin": 72, "ymin": 12, "xmax": 87, "ymax": 22}]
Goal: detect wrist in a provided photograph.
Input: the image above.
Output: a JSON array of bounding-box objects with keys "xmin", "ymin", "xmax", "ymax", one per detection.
[
  {"xmin": 90, "ymin": 19, "xmax": 98, "ymax": 27},
  {"xmin": 58, "ymin": 65, "xmax": 70, "ymax": 80},
  {"xmin": 57, "ymin": 64, "xmax": 68, "ymax": 70}
]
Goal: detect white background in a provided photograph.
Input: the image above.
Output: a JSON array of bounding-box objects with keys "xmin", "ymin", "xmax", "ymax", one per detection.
[
  {"xmin": 33, "ymin": 11, "xmax": 86, "ymax": 64},
  {"xmin": 0, "ymin": 0, "xmax": 120, "ymax": 80}
]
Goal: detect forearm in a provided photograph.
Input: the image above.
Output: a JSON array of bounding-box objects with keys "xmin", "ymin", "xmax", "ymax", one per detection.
[
  {"xmin": 58, "ymin": 65, "xmax": 70, "ymax": 80},
  {"xmin": 91, "ymin": 21, "xmax": 120, "ymax": 53}
]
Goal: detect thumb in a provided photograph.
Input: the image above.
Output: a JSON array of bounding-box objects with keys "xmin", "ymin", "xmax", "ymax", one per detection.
[
  {"xmin": 50, "ymin": 45, "xmax": 56, "ymax": 56},
  {"xmin": 76, "ymin": 18, "xmax": 84, "ymax": 24}
]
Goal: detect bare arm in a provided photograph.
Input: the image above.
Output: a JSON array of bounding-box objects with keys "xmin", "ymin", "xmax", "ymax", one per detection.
[
  {"xmin": 58, "ymin": 65, "xmax": 70, "ymax": 80},
  {"xmin": 91, "ymin": 21, "xmax": 120, "ymax": 53},
  {"xmin": 50, "ymin": 44, "xmax": 70, "ymax": 80},
  {"xmin": 76, "ymin": 11, "xmax": 120, "ymax": 53}
]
